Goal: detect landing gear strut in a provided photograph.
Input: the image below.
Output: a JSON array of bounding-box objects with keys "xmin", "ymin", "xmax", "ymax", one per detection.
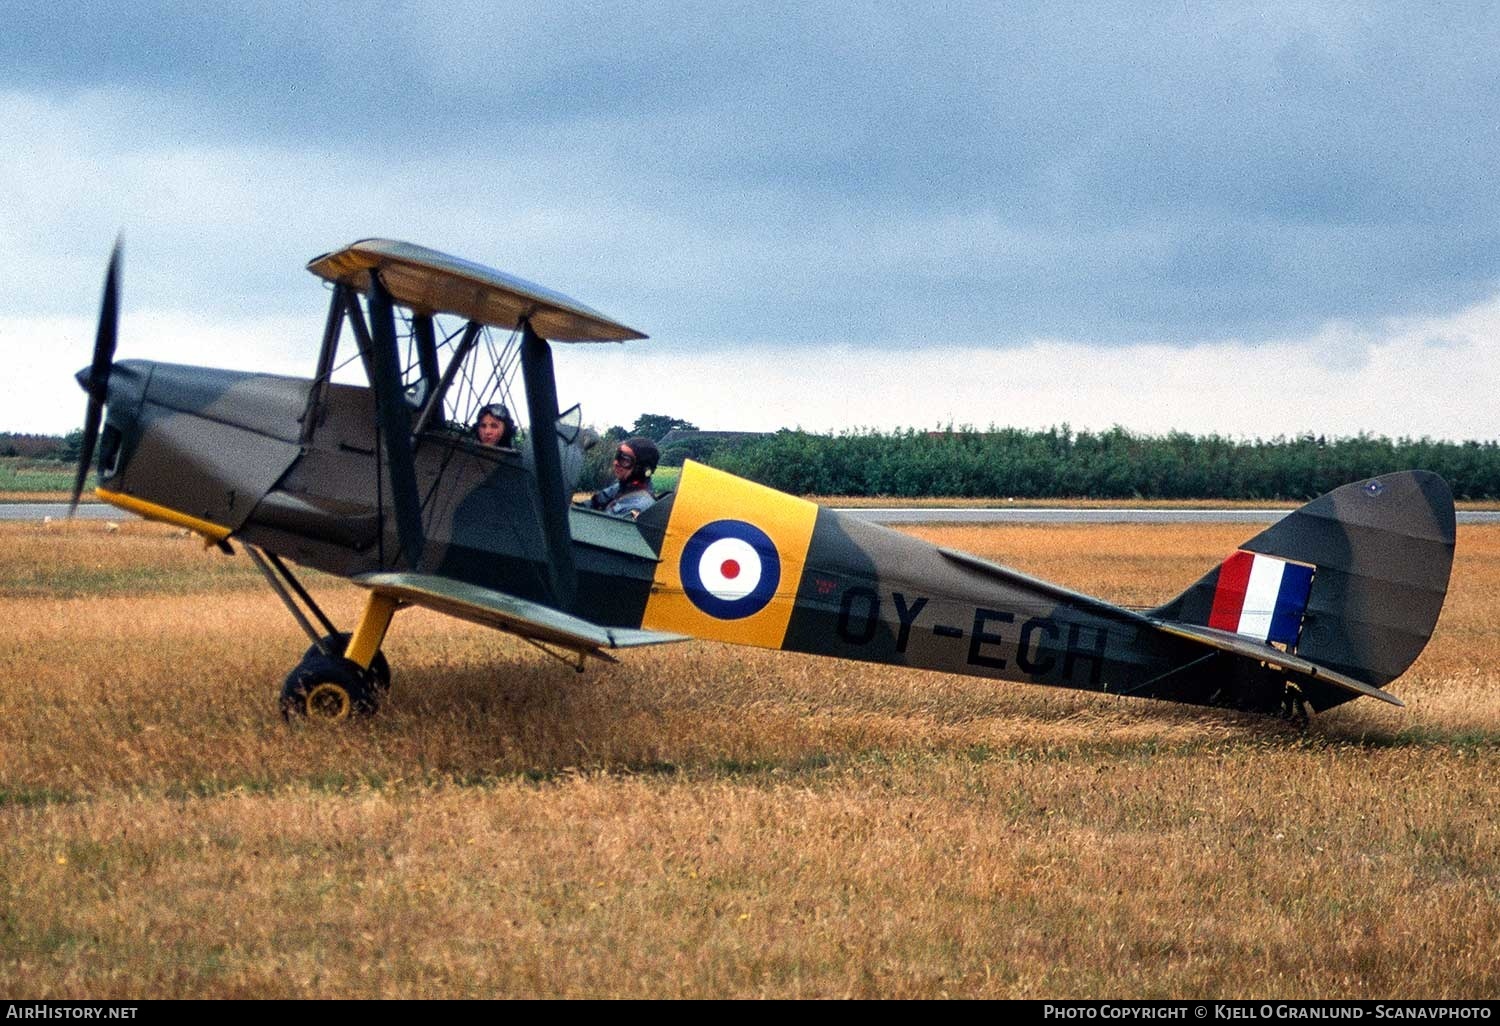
[{"xmin": 249, "ymin": 547, "xmax": 400, "ymax": 721}]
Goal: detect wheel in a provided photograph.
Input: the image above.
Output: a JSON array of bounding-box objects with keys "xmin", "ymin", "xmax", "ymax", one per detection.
[
  {"xmin": 298, "ymin": 632, "xmax": 392, "ymax": 692},
  {"xmin": 280, "ymin": 647, "xmax": 381, "ymax": 721}
]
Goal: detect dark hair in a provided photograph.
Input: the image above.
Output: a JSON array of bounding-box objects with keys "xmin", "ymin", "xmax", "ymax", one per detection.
[
  {"xmin": 476, "ymin": 403, "xmax": 515, "ymax": 446},
  {"xmin": 621, "ymin": 436, "xmax": 659, "ymax": 476}
]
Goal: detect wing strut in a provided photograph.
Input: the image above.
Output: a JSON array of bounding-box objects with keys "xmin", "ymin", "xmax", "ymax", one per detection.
[
  {"xmin": 411, "ymin": 312, "xmax": 441, "ymax": 405},
  {"xmin": 519, "ymin": 317, "xmax": 578, "ymax": 612},
  {"xmin": 245, "ymin": 545, "xmax": 341, "ymax": 656},
  {"xmin": 300, "ymin": 283, "xmax": 347, "ymax": 445},
  {"xmin": 366, "ymin": 269, "xmax": 428, "ymax": 571},
  {"xmin": 414, "ymin": 320, "xmax": 482, "ymax": 436}
]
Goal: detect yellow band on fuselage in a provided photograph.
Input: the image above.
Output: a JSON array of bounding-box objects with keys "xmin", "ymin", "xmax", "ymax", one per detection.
[
  {"xmin": 95, "ymin": 487, "xmax": 232, "ymax": 542},
  {"xmin": 642, "ymin": 461, "xmax": 818, "ymax": 649}
]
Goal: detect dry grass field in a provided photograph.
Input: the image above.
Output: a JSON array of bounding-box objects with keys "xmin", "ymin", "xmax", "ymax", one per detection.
[{"xmin": 1, "ymin": 518, "xmax": 1496, "ymax": 998}]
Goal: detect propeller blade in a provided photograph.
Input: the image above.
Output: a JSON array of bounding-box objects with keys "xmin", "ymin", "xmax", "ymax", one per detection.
[
  {"xmin": 70, "ymin": 240, "xmax": 122, "ymax": 514},
  {"xmin": 70, "ymin": 396, "xmax": 104, "ymax": 513}
]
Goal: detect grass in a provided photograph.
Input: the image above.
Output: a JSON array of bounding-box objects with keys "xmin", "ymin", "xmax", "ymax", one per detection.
[
  {"xmin": 652, "ymin": 465, "xmax": 680, "ymax": 493},
  {"xmin": 0, "ymin": 519, "xmax": 1496, "ymax": 997},
  {"xmin": 0, "ymin": 521, "xmax": 263, "ymax": 598},
  {"xmin": 0, "ymin": 457, "xmax": 91, "ymax": 501}
]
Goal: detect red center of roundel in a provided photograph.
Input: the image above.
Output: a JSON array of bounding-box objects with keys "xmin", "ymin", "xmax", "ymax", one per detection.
[{"xmin": 720, "ymin": 559, "xmax": 740, "ymax": 579}]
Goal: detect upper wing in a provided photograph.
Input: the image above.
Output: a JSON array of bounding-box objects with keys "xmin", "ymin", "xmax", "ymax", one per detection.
[
  {"xmin": 355, "ymin": 571, "xmax": 687, "ymax": 659},
  {"xmin": 306, "ymin": 239, "xmax": 647, "ymax": 342}
]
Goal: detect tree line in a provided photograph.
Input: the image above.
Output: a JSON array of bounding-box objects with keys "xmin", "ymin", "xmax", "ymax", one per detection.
[
  {"xmin": 0, "ymin": 431, "xmax": 83, "ymax": 460},
  {"xmin": 683, "ymin": 426, "xmax": 1500, "ymax": 500},
  {"xmin": 15, "ymin": 419, "xmax": 1500, "ymax": 500}
]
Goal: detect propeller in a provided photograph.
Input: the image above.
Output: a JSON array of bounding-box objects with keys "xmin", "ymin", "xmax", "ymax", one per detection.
[{"xmin": 70, "ymin": 239, "xmax": 122, "ymax": 515}]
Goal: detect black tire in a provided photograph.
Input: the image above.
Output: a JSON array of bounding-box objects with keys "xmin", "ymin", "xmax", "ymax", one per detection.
[
  {"xmin": 280, "ymin": 649, "xmax": 381, "ymax": 721},
  {"xmin": 298, "ymin": 632, "xmax": 392, "ymax": 692}
]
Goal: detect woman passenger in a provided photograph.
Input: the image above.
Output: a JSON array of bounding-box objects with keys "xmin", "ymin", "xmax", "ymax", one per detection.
[{"xmin": 474, "ymin": 403, "xmax": 516, "ymax": 447}]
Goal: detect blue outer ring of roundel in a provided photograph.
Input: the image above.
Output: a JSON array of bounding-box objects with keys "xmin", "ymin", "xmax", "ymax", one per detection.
[{"xmin": 680, "ymin": 519, "xmax": 782, "ymax": 620}]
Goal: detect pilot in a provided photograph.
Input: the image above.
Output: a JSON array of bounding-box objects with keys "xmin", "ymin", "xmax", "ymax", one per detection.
[
  {"xmin": 474, "ymin": 403, "xmax": 516, "ymax": 448},
  {"xmin": 585, "ymin": 437, "xmax": 658, "ymax": 518}
]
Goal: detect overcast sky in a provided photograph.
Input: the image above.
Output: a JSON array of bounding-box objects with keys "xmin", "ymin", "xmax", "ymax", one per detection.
[{"xmin": 4, "ymin": 2, "xmax": 1498, "ymax": 438}]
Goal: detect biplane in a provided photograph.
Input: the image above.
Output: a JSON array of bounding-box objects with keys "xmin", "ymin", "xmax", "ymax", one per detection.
[{"xmin": 71, "ymin": 239, "xmax": 1456, "ymax": 723}]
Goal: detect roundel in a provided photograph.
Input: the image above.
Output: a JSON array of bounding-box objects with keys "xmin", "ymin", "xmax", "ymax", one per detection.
[{"xmin": 680, "ymin": 519, "xmax": 782, "ymax": 620}]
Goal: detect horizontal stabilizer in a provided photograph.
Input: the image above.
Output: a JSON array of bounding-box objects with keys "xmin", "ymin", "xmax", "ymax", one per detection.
[
  {"xmin": 1150, "ymin": 619, "xmax": 1404, "ymax": 707},
  {"xmin": 355, "ymin": 572, "xmax": 687, "ymax": 656}
]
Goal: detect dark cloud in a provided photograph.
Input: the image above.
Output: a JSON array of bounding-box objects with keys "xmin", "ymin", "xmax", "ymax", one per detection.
[{"xmin": 4, "ymin": 2, "xmax": 1499, "ymax": 345}]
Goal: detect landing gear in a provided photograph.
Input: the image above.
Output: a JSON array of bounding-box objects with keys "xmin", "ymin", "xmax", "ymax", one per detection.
[
  {"xmin": 297, "ymin": 632, "xmax": 392, "ymax": 692},
  {"xmin": 281, "ymin": 647, "xmax": 381, "ymax": 721},
  {"xmin": 248, "ymin": 545, "xmax": 401, "ymax": 722},
  {"xmin": 1202, "ymin": 656, "xmax": 1312, "ymax": 727},
  {"xmin": 1279, "ymin": 682, "xmax": 1311, "ymax": 730},
  {"xmin": 279, "ymin": 631, "xmax": 393, "ymax": 721}
]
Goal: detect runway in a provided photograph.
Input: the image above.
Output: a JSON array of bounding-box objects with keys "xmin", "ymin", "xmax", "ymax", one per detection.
[{"xmin": 839, "ymin": 507, "xmax": 1500, "ymax": 525}]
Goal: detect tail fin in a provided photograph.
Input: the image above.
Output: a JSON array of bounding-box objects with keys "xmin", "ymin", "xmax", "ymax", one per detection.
[{"xmin": 1152, "ymin": 471, "xmax": 1455, "ymax": 705}]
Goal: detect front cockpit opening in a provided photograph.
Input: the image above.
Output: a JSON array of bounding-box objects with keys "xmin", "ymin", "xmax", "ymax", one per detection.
[{"xmin": 311, "ymin": 296, "xmax": 528, "ymax": 446}]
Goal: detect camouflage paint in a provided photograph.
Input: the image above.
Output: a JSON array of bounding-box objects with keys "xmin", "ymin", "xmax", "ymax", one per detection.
[{"xmin": 78, "ymin": 240, "xmax": 1458, "ymax": 720}]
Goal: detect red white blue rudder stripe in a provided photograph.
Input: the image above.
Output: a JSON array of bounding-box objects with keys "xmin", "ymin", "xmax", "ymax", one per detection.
[{"xmin": 1207, "ymin": 551, "xmax": 1315, "ymax": 644}]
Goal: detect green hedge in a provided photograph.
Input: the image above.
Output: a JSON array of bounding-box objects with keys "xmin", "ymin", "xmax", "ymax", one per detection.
[{"xmin": 705, "ymin": 427, "xmax": 1500, "ymax": 500}]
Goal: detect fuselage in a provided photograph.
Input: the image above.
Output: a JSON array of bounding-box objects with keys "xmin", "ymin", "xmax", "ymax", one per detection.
[{"xmin": 86, "ymin": 358, "xmax": 1317, "ymax": 714}]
